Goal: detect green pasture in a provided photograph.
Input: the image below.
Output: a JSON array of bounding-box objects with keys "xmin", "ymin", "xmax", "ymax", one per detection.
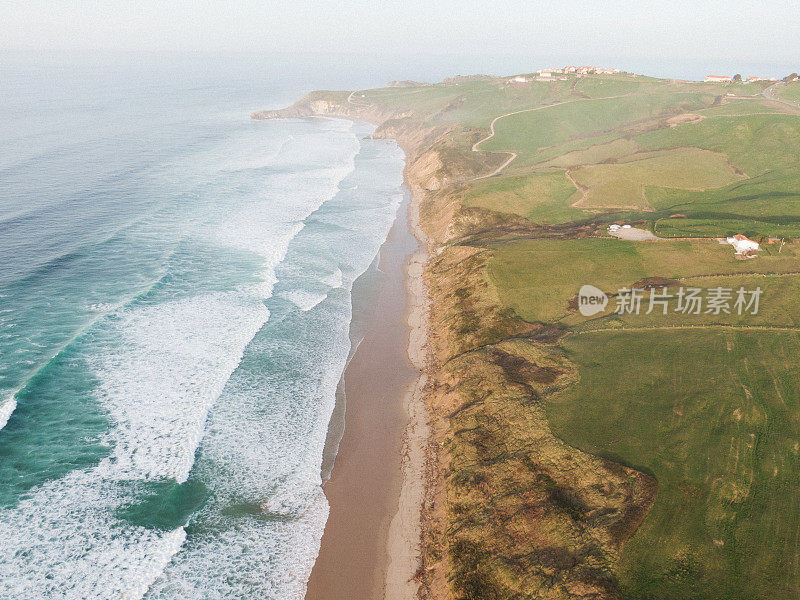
[
  {"xmin": 571, "ymin": 148, "xmax": 744, "ymax": 209},
  {"xmin": 462, "ymin": 171, "xmax": 580, "ymax": 223},
  {"xmin": 549, "ymin": 329, "xmax": 800, "ymax": 600}
]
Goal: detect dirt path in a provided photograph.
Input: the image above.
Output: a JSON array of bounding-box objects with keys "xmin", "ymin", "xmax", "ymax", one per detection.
[
  {"xmin": 347, "ymin": 90, "xmax": 373, "ymax": 109},
  {"xmin": 566, "ymin": 169, "xmax": 588, "ymax": 207},
  {"xmin": 470, "ymin": 102, "xmax": 573, "ymax": 180},
  {"xmin": 470, "ymin": 94, "xmax": 632, "ymax": 180}
]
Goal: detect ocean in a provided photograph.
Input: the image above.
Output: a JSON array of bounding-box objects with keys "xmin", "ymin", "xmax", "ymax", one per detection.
[{"xmin": 0, "ymin": 58, "xmax": 406, "ymax": 598}]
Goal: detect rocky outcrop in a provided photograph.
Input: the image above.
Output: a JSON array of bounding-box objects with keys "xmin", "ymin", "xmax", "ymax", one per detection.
[{"xmin": 250, "ymin": 92, "xmax": 352, "ymax": 120}]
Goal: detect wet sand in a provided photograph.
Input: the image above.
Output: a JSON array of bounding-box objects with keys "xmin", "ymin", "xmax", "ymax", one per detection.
[{"xmin": 305, "ymin": 192, "xmax": 427, "ymax": 600}]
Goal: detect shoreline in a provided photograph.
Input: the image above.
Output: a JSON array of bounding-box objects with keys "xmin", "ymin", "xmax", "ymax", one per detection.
[
  {"xmin": 305, "ymin": 186, "xmax": 429, "ymax": 600},
  {"xmin": 384, "ymin": 185, "xmax": 430, "ymax": 600}
]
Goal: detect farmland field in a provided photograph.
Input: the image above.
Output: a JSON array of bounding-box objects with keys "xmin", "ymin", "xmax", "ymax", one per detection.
[
  {"xmin": 481, "ymin": 91, "xmax": 716, "ymax": 165},
  {"xmin": 449, "ymin": 76, "xmax": 800, "ymax": 237},
  {"xmin": 549, "ymin": 330, "xmax": 800, "ymax": 600},
  {"xmin": 570, "ymin": 147, "xmax": 744, "ymax": 210},
  {"xmin": 462, "ymin": 171, "xmax": 580, "ymax": 223},
  {"xmin": 488, "ymin": 237, "xmax": 800, "ymax": 323}
]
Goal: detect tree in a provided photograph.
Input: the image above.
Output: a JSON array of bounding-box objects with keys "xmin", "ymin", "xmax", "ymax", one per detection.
[{"xmin": 732, "ymin": 74, "xmax": 742, "ymax": 82}]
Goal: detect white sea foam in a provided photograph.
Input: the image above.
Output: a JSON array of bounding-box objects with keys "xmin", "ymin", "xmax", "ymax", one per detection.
[
  {"xmin": 144, "ymin": 130, "xmax": 408, "ymax": 600},
  {"xmin": 0, "ymin": 469, "xmax": 186, "ymax": 600},
  {"xmin": 0, "ymin": 120, "xmax": 366, "ymax": 600},
  {"xmin": 320, "ymin": 266, "xmax": 343, "ymax": 289},
  {"xmin": 145, "ymin": 295, "xmax": 352, "ymax": 599},
  {"xmin": 0, "ymin": 118, "xmax": 406, "ymax": 600},
  {"xmin": 92, "ymin": 293, "xmax": 270, "ymax": 483},
  {"xmin": 0, "ymin": 397, "xmax": 16, "ymax": 432},
  {"xmin": 91, "ymin": 125, "xmax": 361, "ymax": 486},
  {"xmin": 278, "ymin": 289, "xmax": 329, "ymax": 311},
  {"xmin": 146, "ymin": 490, "xmax": 328, "ymax": 600},
  {"xmin": 217, "ymin": 135, "xmax": 294, "ymax": 172}
]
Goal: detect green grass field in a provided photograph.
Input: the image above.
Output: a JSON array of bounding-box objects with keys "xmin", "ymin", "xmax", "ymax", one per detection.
[
  {"xmin": 362, "ymin": 78, "xmax": 575, "ymax": 128},
  {"xmin": 540, "ymin": 138, "xmax": 643, "ymax": 169},
  {"xmin": 488, "ymin": 238, "xmax": 800, "ymax": 323},
  {"xmin": 570, "ymin": 148, "xmax": 744, "ymax": 209},
  {"xmin": 635, "ymin": 114, "xmax": 800, "ymax": 237},
  {"xmin": 474, "ymin": 105, "xmax": 800, "ymax": 235},
  {"xmin": 636, "ymin": 113, "xmax": 800, "ymax": 177},
  {"xmin": 483, "ymin": 231, "xmax": 800, "ymax": 599},
  {"xmin": 698, "ymin": 100, "xmax": 788, "ymax": 117},
  {"xmin": 481, "ymin": 92, "xmax": 715, "ymax": 165},
  {"xmin": 462, "ymin": 171, "xmax": 581, "ymax": 223},
  {"xmin": 405, "ymin": 74, "xmax": 800, "ymax": 236},
  {"xmin": 358, "ymin": 75, "xmax": 799, "ymax": 237},
  {"xmin": 777, "ymin": 81, "xmax": 800, "ymax": 104},
  {"xmin": 549, "ymin": 330, "xmax": 800, "ymax": 600}
]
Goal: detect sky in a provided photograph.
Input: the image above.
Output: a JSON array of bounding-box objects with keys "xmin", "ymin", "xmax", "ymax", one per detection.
[{"xmin": 2, "ymin": 0, "xmax": 799, "ymax": 79}]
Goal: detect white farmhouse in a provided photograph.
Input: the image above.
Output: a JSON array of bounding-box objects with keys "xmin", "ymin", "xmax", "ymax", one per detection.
[{"xmin": 726, "ymin": 234, "xmax": 760, "ymax": 255}]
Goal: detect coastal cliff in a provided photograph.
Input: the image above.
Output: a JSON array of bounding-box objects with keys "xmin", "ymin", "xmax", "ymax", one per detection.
[{"xmin": 254, "ymin": 81, "xmax": 659, "ymax": 600}]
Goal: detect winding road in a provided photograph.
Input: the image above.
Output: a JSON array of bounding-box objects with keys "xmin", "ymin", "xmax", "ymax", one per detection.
[
  {"xmin": 762, "ymin": 82, "xmax": 800, "ymax": 110},
  {"xmin": 470, "ymin": 102, "xmax": 574, "ymax": 180},
  {"xmin": 470, "ymin": 94, "xmax": 631, "ymax": 180}
]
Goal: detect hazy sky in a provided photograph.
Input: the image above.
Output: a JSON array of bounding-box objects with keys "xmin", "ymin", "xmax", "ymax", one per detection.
[{"xmin": 2, "ymin": 1, "xmax": 799, "ymax": 69}]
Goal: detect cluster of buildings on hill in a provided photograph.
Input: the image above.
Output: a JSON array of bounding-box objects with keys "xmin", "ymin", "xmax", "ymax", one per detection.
[
  {"xmin": 510, "ymin": 66, "xmax": 622, "ymax": 84},
  {"xmin": 704, "ymin": 75, "xmax": 778, "ymax": 83}
]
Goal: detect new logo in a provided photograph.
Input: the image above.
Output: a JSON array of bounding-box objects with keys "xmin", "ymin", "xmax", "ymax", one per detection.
[{"xmin": 578, "ymin": 284, "xmax": 608, "ymax": 316}]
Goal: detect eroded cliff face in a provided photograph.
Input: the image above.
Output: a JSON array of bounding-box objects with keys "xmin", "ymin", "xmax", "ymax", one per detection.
[
  {"xmin": 252, "ymin": 91, "xmax": 656, "ymax": 600},
  {"xmin": 419, "ymin": 233, "xmax": 656, "ymax": 600}
]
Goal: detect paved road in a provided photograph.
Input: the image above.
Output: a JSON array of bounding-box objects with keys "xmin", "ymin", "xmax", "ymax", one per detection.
[{"xmin": 763, "ymin": 82, "xmax": 800, "ymax": 110}]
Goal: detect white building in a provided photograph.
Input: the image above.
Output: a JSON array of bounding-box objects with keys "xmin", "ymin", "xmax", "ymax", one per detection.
[
  {"xmin": 511, "ymin": 76, "xmax": 531, "ymax": 83},
  {"xmin": 705, "ymin": 75, "xmax": 733, "ymax": 82},
  {"xmin": 726, "ymin": 234, "xmax": 760, "ymax": 254}
]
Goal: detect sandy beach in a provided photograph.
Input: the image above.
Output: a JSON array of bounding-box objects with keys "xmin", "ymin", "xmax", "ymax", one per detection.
[{"xmin": 306, "ymin": 190, "xmax": 429, "ymax": 600}]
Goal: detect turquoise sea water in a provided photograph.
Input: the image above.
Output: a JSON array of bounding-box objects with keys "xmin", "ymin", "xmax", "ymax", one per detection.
[{"xmin": 0, "ymin": 59, "xmax": 405, "ymax": 598}]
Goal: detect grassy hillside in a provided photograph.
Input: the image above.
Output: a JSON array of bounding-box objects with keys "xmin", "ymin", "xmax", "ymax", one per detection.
[
  {"xmin": 777, "ymin": 81, "xmax": 800, "ymax": 104},
  {"xmin": 482, "ymin": 91, "xmax": 716, "ymax": 166},
  {"xmin": 484, "ymin": 233, "xmax": 800, "ymax": 600},
  {"xmin": 570, "ymin": 148, "xmax": 744, "ymax": 210},
  {"xmin": 550, "ymin": 330, "xmax": 800, "ymax": 600},
  {"xmin": 281, "ymin": 70, "xmax": 800, "ymax": 600},
  {"xmin": 390, "ymin": 76, "xmax": 800, "ymax": 239},
  {"xmin": 462, "ymin": 172, "xmax": 580, "ymax": 223},
  {"xmin": 488, "ymin": 237, "xmax": 800, "ymax": 324}
]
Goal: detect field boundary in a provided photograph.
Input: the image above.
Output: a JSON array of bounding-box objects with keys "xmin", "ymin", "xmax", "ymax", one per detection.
[{"xmin": 570, "ymin": 324, "xmax": 800, "ymax": 336}]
